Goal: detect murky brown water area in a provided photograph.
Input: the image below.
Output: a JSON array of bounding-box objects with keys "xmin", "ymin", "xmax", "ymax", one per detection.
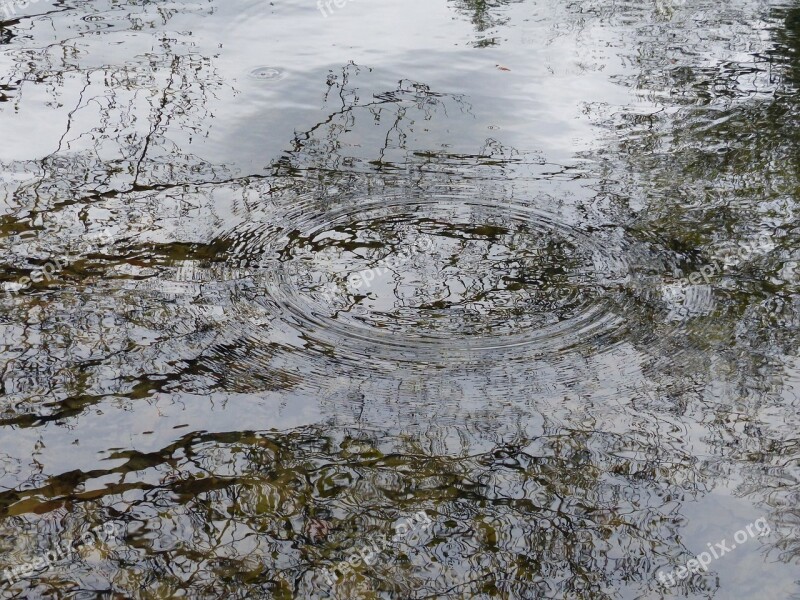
[{"xmin": 0, "ymin": 0, "xmax": 799, "ymax": 598}]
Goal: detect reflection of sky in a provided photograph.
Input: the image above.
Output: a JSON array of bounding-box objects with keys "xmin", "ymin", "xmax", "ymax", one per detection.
[
  {"xmin": 0, "ymin": 0, "xmax": 629, "ymax": 169},
  {"xmin": 194, "ymin": 0, "xmax": 631, "ymax": 167},
  {"xmin": 0, "ymin": 0, "xmax": 778, "ymax": 173}
]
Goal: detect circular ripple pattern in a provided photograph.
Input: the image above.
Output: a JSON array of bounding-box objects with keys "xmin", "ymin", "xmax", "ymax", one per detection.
[
  {"xmin": 248, "ymin": 66, "xmax": 287, "ymax": 82},
  {"xmin": 209, "ymin": 193, "xmax": 633, "ymax": 360}
]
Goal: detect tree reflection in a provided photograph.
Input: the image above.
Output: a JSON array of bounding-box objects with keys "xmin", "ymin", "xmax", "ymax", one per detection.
[
  {"xmin": 0, "ymin": 424, "xmax": 709, "ymax": 598},
  {"xmin": 0, "ymin": 0, "xmax": 229, "ymax": 212},
  {"xmin": 591, "ymin": 0, "xmax": 800, "ymax": 573},
  {"xmin": 0, "ymin": 0, "xmax": 798, "ymax": 597},
  {"xmin": 448, "ymin": 0, "xmax": 523, "ymax": 46}
]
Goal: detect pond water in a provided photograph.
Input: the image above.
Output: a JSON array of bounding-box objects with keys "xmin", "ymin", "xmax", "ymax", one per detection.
[{"xmin": 0, "ymin": 0, "xmax": 799, "ymax": 598}]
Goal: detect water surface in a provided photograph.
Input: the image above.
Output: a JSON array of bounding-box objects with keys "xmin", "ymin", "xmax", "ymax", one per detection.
[{"xmin": 0, "ymin": 0, "xmax": 799, "ymax": 598}]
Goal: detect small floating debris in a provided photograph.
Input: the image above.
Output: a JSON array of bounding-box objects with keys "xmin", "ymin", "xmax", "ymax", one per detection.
[{"xmin": 248, "ymin": 66, "xmax": 287, "ymax": 82}]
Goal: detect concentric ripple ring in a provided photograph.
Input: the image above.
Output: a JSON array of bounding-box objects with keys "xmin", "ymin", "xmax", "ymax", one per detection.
[
  {"xmin": 248, "ymin": 66, "xmax": 287, "ymax": 82},
  {"xmin": 209, "ymin": 192, "xmax": 633, "ymax": 361}
]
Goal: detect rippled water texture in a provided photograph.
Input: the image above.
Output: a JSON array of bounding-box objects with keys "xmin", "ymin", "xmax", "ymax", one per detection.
[
  {"xmin": 249, "ymin": 66, "xmax": 287, "ymax": 82},
  {"xmin": 1, "ymin": 0, "xmax": 799, "ymax": 598}
]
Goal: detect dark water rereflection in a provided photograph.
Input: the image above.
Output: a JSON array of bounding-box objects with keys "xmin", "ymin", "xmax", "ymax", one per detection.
[{"xmin": 0, "ymin": 0, "xmax": 799, "ymax": 598}]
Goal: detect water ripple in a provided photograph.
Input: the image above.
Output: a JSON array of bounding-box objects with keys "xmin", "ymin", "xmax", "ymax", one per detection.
[
  {"xmin": 248, "ymin": 66, "xmax": 287, "ymax": 82},
  {"xmin": 203, "ymin": 192, "xmax": 635, "ymax": 367}
]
